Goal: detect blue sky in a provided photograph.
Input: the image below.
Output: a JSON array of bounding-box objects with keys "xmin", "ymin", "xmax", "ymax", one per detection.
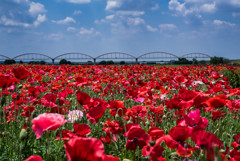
[{"xmin": 0, "ymin": 0, "xmax": 240, "ymax": 59}]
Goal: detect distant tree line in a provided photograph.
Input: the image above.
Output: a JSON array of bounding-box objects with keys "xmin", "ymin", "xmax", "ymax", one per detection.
[
  {"xmin": 174, "ymin": 58, "xmax": 207, "ymax": 65},
  {"xmin": 173, "ymin": 56, "xmax": 231, "ymax": 65},
  {"xmin": 0, "ymin": 57, "xmax": 236, "ymax": 65}
]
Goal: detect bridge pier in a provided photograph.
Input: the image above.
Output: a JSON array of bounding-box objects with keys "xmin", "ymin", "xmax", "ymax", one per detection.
[
  {"xmin": 94, "ymin": 58, "xmax": 96, "ymax": 65},
  {"xmin": 52, "ymin": 59, "xmax": 55, "ymax": 65}
]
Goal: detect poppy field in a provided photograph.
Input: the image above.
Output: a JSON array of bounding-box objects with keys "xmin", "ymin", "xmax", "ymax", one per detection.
[{"xmin": 0, "ymin": 64, "xmax": 240, "ymax": 161}]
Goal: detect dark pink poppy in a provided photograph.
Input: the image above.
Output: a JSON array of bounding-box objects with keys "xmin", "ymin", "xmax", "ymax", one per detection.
[
  {"xmin": 64, "ymin": 137, "xmax": 105, "ymax": 161},
  {"xmin": 32, "ymin": 113, "xmax": 66, "ymax": 139}
]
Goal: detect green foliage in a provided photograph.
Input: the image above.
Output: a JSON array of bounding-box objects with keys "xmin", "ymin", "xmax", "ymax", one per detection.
[
  {"xmin": 99, "ymin": 60, "xmax": 114, "ymax": 65},
  {"xmin": 222, "ymin": 69, "xmax": 240, "ymax": 88},
  {"xmin": 120, "ymin": 61, "xmax": 125, "ymax": 65},
  {"xmin": 28, "ymin": 61, "xmax": 46, "ymax": 65},
  {"xmin": 210, "ymin": 56, "xmax": 230, "ymax": 65},
  {"xmin": 174, "ymin": 58, "xmax": 192, "ymax": 64},
  {"xmin": 192, "ymin": 58, "xmax": 199, "ymax": 65},
  {"xmin": 59, "ymin": 59, "xmax": 71, "ymax": 65},
  {"xmin": 4, "ymin": 59, "xmax": 16, "ymax": 65}
]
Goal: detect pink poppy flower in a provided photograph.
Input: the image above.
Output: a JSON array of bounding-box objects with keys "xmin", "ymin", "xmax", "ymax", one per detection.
[
  {"xmin": 25, "ymin": 155, "xmax": 42, "ymax": 161},
  {"xmin": 32, "ymin": 113, "xmax": 66, "ymax": 139}
]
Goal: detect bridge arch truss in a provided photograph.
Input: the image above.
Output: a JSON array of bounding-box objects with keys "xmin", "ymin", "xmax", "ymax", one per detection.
[
  {"xmin": 137, "ymin": 52, "xmax": 179, "ymax": 63},
  {"xmin": 95, "ymin": 52, "xmax": 137, "ymax": 63},
  {"xmin": 0, "ymin": 55, "xmax": 11, "ymax": 61},
  {"xmin": 54, "ymin": 53, "xmax": 94, "ymax": 64},
  {"xmin": 12, "ymin": 53, "xmax": 53, "ymax": 62},
  {"xmin": 181, "ymin": 53, "xmax": 212, "ymax": 60}
]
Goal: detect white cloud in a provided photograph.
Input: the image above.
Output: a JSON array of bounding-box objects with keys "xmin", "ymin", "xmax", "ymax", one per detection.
[
  {"xmin": 229, "ymin": 0, "xmax": 240, "ymax": 7},
  {"xmin": 146, "ymin": 25, "xmax": 158, "ymax": 32},
  {"xmin": 105, "ymin": 0, "xmax": 158, "ymax": 12},
  {"xmin": 169, "ymin": 0, "xmax": 186, "ymax": 15},
  {"xmin": 169, "ymin": 0, "xmax": 217, "ymax": 16},
  {"xmin": 47, "ymin": 33, "xmax": 63, "ymax": 40},
  {"xmin": 232, "ymin": 12, "xmax": 240, "ymax": 17},
  {"xmin": 29, "ymin": 2, "xmax": 46, "ymax": 16},
  {"xmin": 0, "ymin": 1, "xmax": 47, "ymax": 29},
  {"xmin": 106, "ymin": 1, "xmax": 121, "ymax": 10},
  {"xmin": 213, "ymin": 19, "xmax": 236, "ymax": 27},
  {"xmin": 78, "ymin": 27, "xmax": 100, "ymax": 35},
  {"xmin": 127, "ymin": 17, "xmax": 145, "ymax": 26},
  {"xmin": 33, "ymin": 14, "xmax": 47, "ymax": 27},
  {"xmin": 151, "ymin": 4, "xmax": 159, "ymax": 10},
  {"xmin": 94, "ymin": 15, "xmax": 115, "ymax": 24},
  {"xmin": 116, "ymin": 11, "xmax": 145, "ymax": 16},
  {"xmin": 106, "ymin": 15, "xmax": 115, "ymax": 20},
  {"xmin": 159, "ymin": 24, "xmax": 177, "ymax": 31},
  {"xmin": 73, "ymin": 10, "xmax": 82, "ymax": 15},
  {"xmin": 0, "ymin": 16, "xmax": 30, "ymax": 27},
  {"xmin": 64, "ymin": 0, "xmax": 91, "ymax": 4},
  {"xmin": 52, "ymin": 17, "xmax": 76, "ymax": 25},
  {"xmin": 200, "ymin": 2, "xmax": 216, "ymax": 13},
  {"xmin": 67, "ymin": 27, "xmax": 77, "ymax": 32}
]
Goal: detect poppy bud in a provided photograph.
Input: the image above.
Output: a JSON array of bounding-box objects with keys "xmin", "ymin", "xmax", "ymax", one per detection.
[
  {"xmin": 56, "ymin": 98, "xmax": 60, "ymax": 105},
  {"xmin": 123, "ymin": 159, "xmax": 131, "ymax": 161},
  {"xmin": 32, "ymin": 111, "xmax": 37, "ymax": 118},
  {"xmin": 19, "ymin": 129, "xmax": 27, "ymax": 141},
  {"xmin": 145, "ymin": 120, "xmax": 150, "ymax": 127},
  {"xmin": 0, "ymin": 96, "xmax": 6, "ymax": 106},
  {"xmin": 18, "ymin": 84, "xmax": 23, "ymax": 89},
  {"xmin": 127, "ymin": 118, "xmax": 132, "ymax": 124},
  {"xmin": 115, "ymin": 114, "xmax": 120, "ymax": 119},
  {"xmin": 149, "ymin": 140, "xmax": 156, "ymax": 147}
]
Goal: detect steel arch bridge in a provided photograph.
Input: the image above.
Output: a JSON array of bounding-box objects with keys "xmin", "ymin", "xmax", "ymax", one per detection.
[
  {"xmin": 53, "ymin": 53, "xmax": 94, "ymax": 64},
  {"xmin": 12, "ymin": 53, "xmax": 53, "ymax": 62},
  {"xmin": 137, "ymin": 52, "xmax": 179, "ymax": 63},
  {"xmin": 95, "ymin": 52, "xmax": 136, "ymax": 62},
  {"xmin": 181, "ymin": 53, "xmax": 212, "ymax": 59},
  {"xmin": 0, "ymin": 55, "xmax": 11, "ymax": 61}
]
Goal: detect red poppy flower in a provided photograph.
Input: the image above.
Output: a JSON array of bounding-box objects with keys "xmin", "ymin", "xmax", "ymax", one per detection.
[
  {"xmin": 109, "ymin": 100, "xmax": 127, "ymax": 117},
  {"xmin": 174, "ymin": 75, "xmax": 187, "ymax": 84},
  {"xmin": 24, "ymin": 155, "xmax": 42, "ymax": 161},
  {"xmin": 177, "ymin": 110, "xmax": 209, "ymax": 132},
  {"xmin": 211, "ymin": 110, "xmax": 223, "ymax": 121},
  {"xmin": 147, "ymin": 127, "xmax": 165, "ymax": 140},
  {"xmin": 12, "ymin": 66, "xmax": 31, "ymax": 80},
  {"xmin": 32, "ymin": 113, "xmax": 66, "ymax": 139},
  {"xmin": 76, "ymin": 90, "xmax": 91, "ymax": 105},
  {"xmin": 86, "ymin": 106, "xmax": 106, "ymax": 123},
  {"xmin": 125, "ymin": 126, "xmax": 150, "ymax": 150},
  {"xmin": 142, "ymin": 137, "xmax": 165, "ymax": 160},
  {"xmin": 131, "ymin": 105, "xmax": 147, "ymax": 119},
  {"xmin": 0, "ymin": 74, "xmax": 17, "ymax": 88},
  {"xmin": 64, "ymin": 137, "xmax": 105, "ymax": 161},
  {"xmin": 230, "ymin": 149, "xmax": 240, "ymax": 161},
  {"xmin": 178, "ymin": 89, "xmax": 198, "ymax": 102},
  {"xmin": 191, "ymin": 130, "xmax": 223, "ymax": 153},
  {"xmin": 231, "ymin": 133, "xmax": 240, "ymax": 149},
  {"xmin": 164, "ymin": 126, "xmax": 194, "ymax": 157},
  {"xmin": 206, "ymin": 96, "xmax": 226, "ymax": 109},
  {"xmin": 102, "ymin": 155, "xmax": 119, "ymax": 161},
  {"xmin": 102, "ymin": 119, "xmax": 123, "ymax": 134},
  {"xmin": 41, "ymin": 93, "xmax": 57, "ymax": 108},
  {"xmin": 55, "ymin": 130, "xmax": 78, "ymax": 141},
  {"xmin": 142, "ymin": 143, "xmax": 165, "ymax": 160},
  {"xmin": 73, "ymin": 123, "xmax": 91, "ymax": 136}
]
